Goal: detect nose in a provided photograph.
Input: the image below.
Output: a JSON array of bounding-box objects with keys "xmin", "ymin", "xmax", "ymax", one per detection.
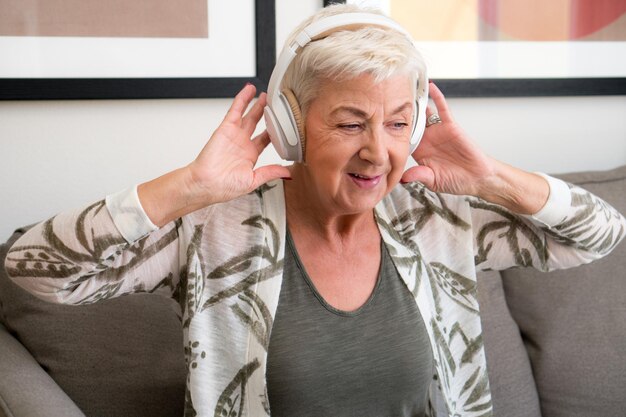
[{"xmin": 359, "ymin": 127, "xmax": 388, "ymax": 166}]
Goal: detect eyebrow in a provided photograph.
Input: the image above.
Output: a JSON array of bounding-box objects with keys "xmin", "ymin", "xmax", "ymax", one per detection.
[{"xmin": 330, "ymin": 102, "xmax": 413, "ymax": 118}]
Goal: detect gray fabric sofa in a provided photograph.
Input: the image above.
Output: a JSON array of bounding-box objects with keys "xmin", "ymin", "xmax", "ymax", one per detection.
[{"xmin": 1, "ymin": 165, "xmax": 625, "ymax": 417}]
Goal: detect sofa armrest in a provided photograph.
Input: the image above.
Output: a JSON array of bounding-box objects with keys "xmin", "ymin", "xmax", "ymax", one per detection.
[{"xmin": 0, "ymin": 323, "xmax": 85, "ymax": 417}]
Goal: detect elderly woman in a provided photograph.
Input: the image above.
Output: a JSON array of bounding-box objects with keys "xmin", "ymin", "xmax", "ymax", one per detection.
[{"xmin": 5, "ymin": 4, "xmax": 625, "ymax": 417}]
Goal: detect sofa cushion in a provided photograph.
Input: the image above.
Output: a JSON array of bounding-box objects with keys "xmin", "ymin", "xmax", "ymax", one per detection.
[
  {"xmin": 477, "ymin": 270, "xmax": 541, "ymax": 417},
  {"xmin": 501, "ymin": 165, "xmax": 626, "ymax": 417},
  {"xmin": 0, "ymin": 322, "xmax": 85, "ymax": 417},
  {"xmin": 0, "ymin": 228, "xmax": 187, "ymax": 417}
]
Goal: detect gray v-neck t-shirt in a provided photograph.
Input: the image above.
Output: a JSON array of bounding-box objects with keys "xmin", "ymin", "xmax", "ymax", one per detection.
[{"xmin": 267, "ymin": 231, "xmax": 434, "ymax": 416}]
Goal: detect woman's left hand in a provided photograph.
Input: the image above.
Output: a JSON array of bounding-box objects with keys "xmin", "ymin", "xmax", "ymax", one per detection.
[
  {"xmin": 401, "ymin": 82, "xmax": 549, "ymax": 215},
  {"xmin": 401, "ymin": 82, "xmax": 496, "ymax": 197}
]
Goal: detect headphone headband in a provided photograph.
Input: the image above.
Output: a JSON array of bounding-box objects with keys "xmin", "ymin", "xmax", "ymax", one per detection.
[{"xmin": 264, "ymin": 12, "xmax": 428, "ymax": 162}]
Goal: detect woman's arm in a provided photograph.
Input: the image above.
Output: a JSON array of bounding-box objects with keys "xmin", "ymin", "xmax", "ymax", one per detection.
[
  {"xmin": 5, "ymin": 84, "xmax": 289, "ymax": 304},
  {"xmin": 469, "ymin": 178, "xmax": 625, "ymax": 271},
  {"xmin": 402, "ymin": 82, "xmax": 626, "ymax": 271},
  {"xmin": 138, "ymin": 84, "xmax": 289, "ymax": 227},
  {"xmin": 4, "ymin": 191, "xmax": 183, "ymax": 305}
]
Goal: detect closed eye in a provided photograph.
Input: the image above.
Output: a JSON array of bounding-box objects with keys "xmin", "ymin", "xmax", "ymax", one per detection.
[
  {"xmin": 389, "ymin": 121, "xmax": 410, "ymax": 131},
  {"xmin": 339, "ymin": 123, "xmax": 363, "ymax": 131}
]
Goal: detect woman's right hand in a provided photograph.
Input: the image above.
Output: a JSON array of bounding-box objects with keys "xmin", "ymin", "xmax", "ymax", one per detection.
[
  {"xmin": 186, "ymin": 83, "xmax": 291, "ymax": 206},
  {"xmin": 138, "ymin": 84, "xmax": 290, "ymax": 227}
]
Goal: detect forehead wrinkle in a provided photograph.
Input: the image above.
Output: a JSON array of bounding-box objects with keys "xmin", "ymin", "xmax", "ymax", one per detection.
[
  {"xmin": 392, "ymin": 102, "xmax": 413, "ymax": 115},
  {"xmin": 329, "ymin": 101, "xmax": 412, "ymax": 120},
  {"xmin": 329, "ymin": 106, "xmax": 369, "ymax": 119}
]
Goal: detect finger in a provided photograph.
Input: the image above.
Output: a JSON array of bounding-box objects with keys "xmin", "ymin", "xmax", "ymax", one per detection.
[
  {"xmin": 251, "ymin": 130, "xmax": 271, "ymax": 154},
  {"xmin": 428, "ymin": 82, "xmax": 453, "ymax": 122},
  {"xmin": 251, "ymin": 164, "xmax": 292, "ymax": 189},
  {"xmin": 425, "ymin": 103, "xmax": 436, "ymax": 118},
  {"xmin": 225, "ymin": 83, "xmax": 257, "ymax": 123},
  {"xmin": 400, "ymin": 165, "xmax": 435, "ymax": 189},
  {"xmin": 424, "ymin": 103, "xmax": 443, "ymax": 132},
  {"xmin": 242, "ymin": 92, "xmax": 267, "ymax": 133}
]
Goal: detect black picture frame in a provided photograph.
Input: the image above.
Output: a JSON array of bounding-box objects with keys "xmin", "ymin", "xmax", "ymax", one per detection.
[
  {"xmin": 0, "ymin": 0, "xmax": 276, "ymax": 100},
  {"xmin": 323, "ymin": 0, "xmax": 626, "ymax": 97}
]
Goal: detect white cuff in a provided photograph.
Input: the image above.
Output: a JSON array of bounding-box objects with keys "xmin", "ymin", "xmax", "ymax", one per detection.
[
  {"xmin": 105, "ymin": 185, "xmax": 158, "ymax": 243},
  {"xmin": 528, "ymin": 173, "xmax": 571, "ymax": 228}
]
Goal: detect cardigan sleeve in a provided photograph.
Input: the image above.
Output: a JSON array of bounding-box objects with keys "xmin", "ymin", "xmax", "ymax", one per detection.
[
  {"xmin": 4, "ymin": 186, "xmax": 192, "ymax": 305},
  {"xmin": 470, "ymin": 174, "xmax": 626, "ymax": 272}
]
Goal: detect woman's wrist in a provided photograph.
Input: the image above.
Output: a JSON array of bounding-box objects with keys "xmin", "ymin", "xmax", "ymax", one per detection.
[
  {"xmin": 475, "ymin": 158, "xmax": 550, "ymax": 215},
  {"xmin": 106, "ymin": 186, "xmax": 159, "ymax": 242},
  {"xmin": 137, "ymin": 166, "xmax": 210, "ymax": 228}
]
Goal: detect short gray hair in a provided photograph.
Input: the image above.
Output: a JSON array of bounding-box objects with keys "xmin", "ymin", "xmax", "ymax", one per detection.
[{"xmin": 281, "ymin": 4, "xmax": 426, "ymax": 118}]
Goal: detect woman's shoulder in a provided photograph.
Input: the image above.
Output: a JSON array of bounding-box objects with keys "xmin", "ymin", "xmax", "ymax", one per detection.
[
  {"xmin": 384, "ymin": 181, "xmax": 470, "ymax": 213},
  {"xmin": 183, "ymin": 180, "xmax": 284, "ymax": 226},
  {"xmin": 377, "ymin": 182, "xmax": 476, "ymax": 237}
]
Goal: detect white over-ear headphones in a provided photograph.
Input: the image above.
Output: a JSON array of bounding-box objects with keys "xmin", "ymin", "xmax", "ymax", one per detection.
[{"xmin": 264, "ymin": 12, "xmax": 429, "ymax": 162}]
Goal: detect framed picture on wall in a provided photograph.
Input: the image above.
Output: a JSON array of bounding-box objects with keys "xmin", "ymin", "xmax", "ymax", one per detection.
[
  {"xmin": 0, "ymin": 0, "xmax": 276, "ymax": 100},
  {"xmin": 325, "ymin": 0, "xmax": 626, "ymax": 97}
]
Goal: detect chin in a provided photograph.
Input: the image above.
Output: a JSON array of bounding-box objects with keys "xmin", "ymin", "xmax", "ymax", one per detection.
[{"xmin": 338, "ymin": 194, "xmax": 385, "ymax": 214}]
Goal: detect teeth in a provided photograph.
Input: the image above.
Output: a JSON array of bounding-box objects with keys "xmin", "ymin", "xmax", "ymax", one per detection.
[{"xmin": 352, "ymin": 173, "xmax": 370, "ymax": 179}]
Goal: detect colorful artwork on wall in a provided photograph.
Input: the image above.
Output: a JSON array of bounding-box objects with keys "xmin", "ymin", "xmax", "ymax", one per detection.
[
  {"xmin": 0, "ymin": 0, "xmax": 209, "ymax": 38},
  {"xmin": 334, "ymin": 0, "xmax": 626, "ymax": 96}
]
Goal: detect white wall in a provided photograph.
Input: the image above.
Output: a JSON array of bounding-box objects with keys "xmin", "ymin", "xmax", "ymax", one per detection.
[{"xmin": 1, "ymin": 0, "xmax": 625, "ymax": 240}]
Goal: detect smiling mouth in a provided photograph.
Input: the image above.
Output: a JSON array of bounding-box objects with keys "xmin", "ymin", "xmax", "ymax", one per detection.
[
  {"xmin": 348, "ymin": 173, "xmax": 382, "ymax": 188},
  {"xmin": 349, "ymin": 173, "xmax": 376, "ymax": 180}
]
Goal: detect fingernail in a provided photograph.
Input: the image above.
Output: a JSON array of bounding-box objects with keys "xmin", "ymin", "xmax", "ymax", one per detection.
[{"xmin": 245, "ymin": 82, "xmax": 254, "ymax": 88}]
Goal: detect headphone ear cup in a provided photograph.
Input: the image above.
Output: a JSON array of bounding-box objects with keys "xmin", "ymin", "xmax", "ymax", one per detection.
[
  {"xmin": 282, "ymin": 88, "xmax": 306, "ymax": 161},
  {"xmin": 410, "ymin": 83, "xmax": 428, "ymax": 153},
  {"xmin": 410, "ymin": 100, "xmax": 419, "ymax": 153}
]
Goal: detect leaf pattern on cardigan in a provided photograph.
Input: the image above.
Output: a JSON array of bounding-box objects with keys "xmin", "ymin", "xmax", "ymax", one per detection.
[
  {"xmin": 184, "ymin": 212, "xmax": 283, "ymax": 416},
  {"xmin": 377, "ymin": 185, "xmax": 493, "ymax": 416},
  {"xmin": 6, "ymin": 201, "xmax": 181, "ymax": 304},
  {"xmin": 182, "ymin": 224, "xmax": 207, "ymax": 329},
  {"xmin": 375, "ymin": 212, "xmax": 426, "ymax": 297},
  {"xmin": 548, "ymin": 186, "xmax": 625, "ymax": 253},
  {"xmin": 4, "ymin": 178, "xmax": 625, "ymax": 417},
  {"xmin": 202, "ymin": 216, "xmax": 282, "ymax": 310},
  {"xmin": 404, "ymin": 184, "xmax": 471, "ymax": 232},
  {"xmin": 230, "ymin": 289, "xmax": 274, "ymax": 350},
  {"xmin": 6, "ymin": 202, "xmax": 119, "ymax": 280},
  {"xmin": 185, "ymin": 385, "xmax": 198, "ymax": 417},
  {"xmin": 471, "ymin": 184, "xmax": 625, "ymax": 274},
  {"xmin": 429, "ymin": 263, "xmax": 479, "ymax": 314},
  {"xmin": 471, "ymin": 199, "xmax": 549, "ymax": 270},
  {"xmin": 213, "ymin": 360, "xmax": 261, "ymax": 417}
]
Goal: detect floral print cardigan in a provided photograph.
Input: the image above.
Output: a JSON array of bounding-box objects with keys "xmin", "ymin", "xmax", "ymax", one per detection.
[{"xmin": 5, "ymin": 175, "xmax": 626, "ymax": 417}]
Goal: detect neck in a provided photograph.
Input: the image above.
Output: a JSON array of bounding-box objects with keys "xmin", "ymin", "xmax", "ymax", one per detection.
[{"xmin": 284, "ymin": 171, "xmax": 378, "ymax": 245}]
